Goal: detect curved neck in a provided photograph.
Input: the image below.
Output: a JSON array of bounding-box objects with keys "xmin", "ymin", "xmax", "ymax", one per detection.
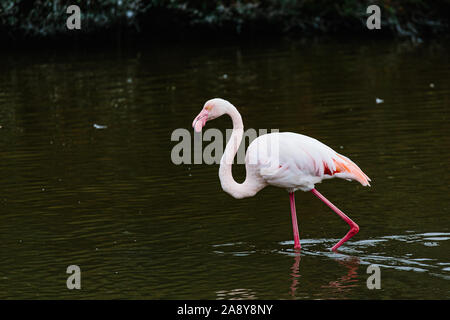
[{"xmin": 219, "ymin": 104, "xmax": 264, "ymax": 199}]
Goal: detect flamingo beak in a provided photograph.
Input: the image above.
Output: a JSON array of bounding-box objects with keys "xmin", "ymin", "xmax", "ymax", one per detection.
[{"xmin": 192, "ymin": 110, "xmax": 209, "ymax": 133}]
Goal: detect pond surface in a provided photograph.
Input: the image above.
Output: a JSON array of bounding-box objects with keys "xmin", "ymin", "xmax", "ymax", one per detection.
[{"xmin": 0, "ymin": 38, "xmax": 448, "ymax": 299}]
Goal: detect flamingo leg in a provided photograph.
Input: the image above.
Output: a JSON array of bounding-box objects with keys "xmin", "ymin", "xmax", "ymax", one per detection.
[
  {"xmin": 311, "ymin": 188, "xmax": 359, "ymax": 251},
  {"xmin": 289, "ymin": 192, "xmax": 301, "ymax": 250}
]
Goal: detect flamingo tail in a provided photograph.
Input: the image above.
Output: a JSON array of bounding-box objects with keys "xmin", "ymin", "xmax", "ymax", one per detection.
[{"xmin": 334, "ymin": 154, "xmax": 371, "ymax": 186}]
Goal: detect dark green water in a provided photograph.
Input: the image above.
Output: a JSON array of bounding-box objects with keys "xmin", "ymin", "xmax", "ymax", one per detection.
[{"xmin": 0, "ymin": 39, "xmax": 448, "ymax": 299}]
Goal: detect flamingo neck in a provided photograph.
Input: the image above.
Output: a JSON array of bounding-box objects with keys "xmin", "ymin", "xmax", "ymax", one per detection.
[{"xmin": 219, "ymin": 104, "xmax": 264, "ymax": 199}]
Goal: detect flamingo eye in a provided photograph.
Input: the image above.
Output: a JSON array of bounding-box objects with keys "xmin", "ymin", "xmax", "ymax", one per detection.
[{"xmin": 205, "ymin": 105, "xmax": 212, "ymax": 111}]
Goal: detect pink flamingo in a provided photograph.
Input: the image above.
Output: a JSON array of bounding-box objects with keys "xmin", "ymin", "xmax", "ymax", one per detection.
[{"xmin": 192, "ymin": 98, "xmax": 371, "ymax": 251}]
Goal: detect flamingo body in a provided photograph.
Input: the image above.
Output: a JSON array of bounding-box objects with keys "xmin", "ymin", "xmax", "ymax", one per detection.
[{"xmin": 245, "ymin": 132, "xmax": 370, "ymax": 192}]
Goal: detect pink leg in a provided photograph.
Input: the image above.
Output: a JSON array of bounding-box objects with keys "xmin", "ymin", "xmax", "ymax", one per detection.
[
  {"xmin": 311, "ymin": 188, "xmax": 359, "ymax": 251},
  {"xmin": 289, "ymin": 192, "xmax": 301, "ymax": 250}
]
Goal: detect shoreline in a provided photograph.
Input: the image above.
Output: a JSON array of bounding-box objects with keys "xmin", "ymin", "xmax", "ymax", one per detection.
[{"xmin": 1, "ymin": 1, "xmax": 448, "ymax": 48}]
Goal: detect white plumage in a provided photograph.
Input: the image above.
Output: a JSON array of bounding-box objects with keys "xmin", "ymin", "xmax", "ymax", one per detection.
[{"xmin": 246, "ymin": 132, "xmax": 370, "ymax": 192}]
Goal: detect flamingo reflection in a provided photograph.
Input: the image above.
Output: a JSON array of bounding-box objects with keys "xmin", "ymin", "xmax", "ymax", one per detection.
[{"xmin": 289, "ymin": 253, "xmax": 360, "ymax": 298}]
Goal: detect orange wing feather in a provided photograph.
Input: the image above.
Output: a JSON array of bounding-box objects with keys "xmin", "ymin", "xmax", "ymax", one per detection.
[{"xmin": 323, "ymin": 155, "xmax": 371, "ymax": 186}]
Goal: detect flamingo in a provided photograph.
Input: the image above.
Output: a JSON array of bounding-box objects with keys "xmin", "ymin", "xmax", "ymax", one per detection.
[{"xmin": 192, "ymin": 98, "xmax": 371, "ymax": 251}]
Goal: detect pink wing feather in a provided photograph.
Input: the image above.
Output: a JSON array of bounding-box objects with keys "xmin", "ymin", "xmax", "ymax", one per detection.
[{"xmin": 328, "ymin": 154, "xmax": 371, "ymax": 186}]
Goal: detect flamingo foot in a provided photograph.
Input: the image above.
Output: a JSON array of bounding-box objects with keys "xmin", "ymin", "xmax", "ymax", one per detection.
[
  {"xmin": 310, "ymin": 188, "xmax": 359, "ymax": 252},
  {"xmin": 331, "ymin": 223, "xmax": 359, "ymax": 251}
]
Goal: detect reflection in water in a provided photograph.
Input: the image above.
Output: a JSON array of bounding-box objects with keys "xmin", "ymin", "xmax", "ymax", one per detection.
[
  {"xmin": 281, "ymin": 232, "xmax": 450, "ymax": 280},
  {"xmin": 289, "ymin": 252, "xmax": 301, "ymax": 297},
  {"xmin": 319, "ymin": 256, "xmax": 360, "ymax": 298},
  {"xmin": 215, "ymin": 230, "xmax": 449, "ymax": 298}
]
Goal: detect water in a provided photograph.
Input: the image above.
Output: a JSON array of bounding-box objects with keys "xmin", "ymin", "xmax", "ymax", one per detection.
[{"xmin": 0, "ymin": 38, "xmax": 448, "ymax": 299}]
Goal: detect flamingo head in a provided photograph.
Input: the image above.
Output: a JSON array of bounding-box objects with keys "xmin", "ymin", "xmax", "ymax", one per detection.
[{"xmin": 192, "ymin": 98, "xmax": 229, "ymax": 132}]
